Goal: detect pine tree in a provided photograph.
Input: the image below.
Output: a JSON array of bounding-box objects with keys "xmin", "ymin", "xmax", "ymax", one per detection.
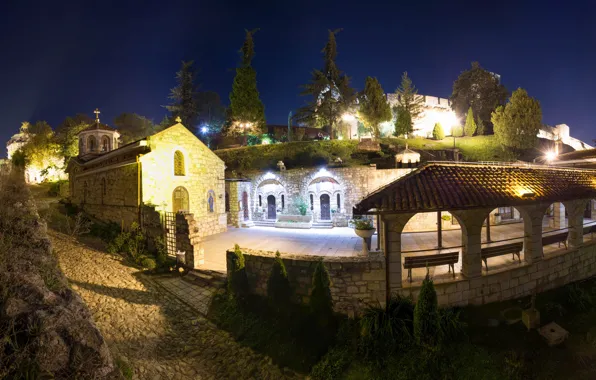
[
  {"xmin": 296, "ymin": 29, "xmax": 356, "ymax": 139},
  {"xmin": 492, "ymin": 88, "xmax": 542, "ymax": 150},
  {"xmin": 166, "ymin": 61, "xmax": 200, "ymax": 130},
  {"xmin": 414, "ymin": 274, "xmax": 440, "ymax": 348},
  {"xmin": 228, "ymin": 29, "xmax": 266, "ymax": 144},
  {"xmin": 310, "ymin": 260, "xmax": 334, "ymax": 327},
  {"xmin": 393, "ymin": 105, "xmax": 413, "ymax": 137},
  {"xmin": 358, "ymin": 77, "xmax": 392, "ymax": 139},
  {"xmin": 267, "ymin": 251, "xmax": 293, "ymax": 312},
  {"xmin": 396, "ymin": 72, "xmax": 425, "ymax": 120},
  {"xmin": 432, "ymin": 123, "xmax": 445, "ymax": 140},
  {"xmin": 464, "ymin": 107, "xmax": 477, "ymax": 136},
  {"xmin": 476, "ymin": 118, "xmax": 485, "ymax": 135}
]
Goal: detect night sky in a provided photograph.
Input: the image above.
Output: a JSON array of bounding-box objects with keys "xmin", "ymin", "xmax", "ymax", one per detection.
[{"xmin": 1, "ymin": 0, "xmax": 595, "ymax": 157}]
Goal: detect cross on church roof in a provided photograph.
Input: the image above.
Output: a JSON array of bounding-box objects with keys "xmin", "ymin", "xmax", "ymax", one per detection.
[
  {"xmin": 175, "ymin": 116, "xmax": 182, "ymax": 123},
  {"xmin": 94, "ymin": 108, "xmax": 101, "ymax": 124}
]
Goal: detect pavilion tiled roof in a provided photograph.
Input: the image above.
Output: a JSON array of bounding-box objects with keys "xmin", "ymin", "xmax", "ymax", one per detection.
[
  {"xmin": 81, "ymin": 122, "xmax": 117, "ymax": 132},
  {"xmin": 354, "ymin": 163, "xmax": 596, "ymax": 214}
]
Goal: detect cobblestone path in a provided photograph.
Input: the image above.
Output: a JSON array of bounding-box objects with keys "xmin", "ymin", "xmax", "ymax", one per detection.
[{"xmin": 49, "ymin": 230, "xmax": 298, "ymax": 380}]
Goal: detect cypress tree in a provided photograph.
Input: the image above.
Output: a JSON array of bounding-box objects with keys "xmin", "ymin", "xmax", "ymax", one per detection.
[
  {"xmin": 228, "ymin": 244, "xmax": 249, "ymax": 302},
  {"xmin": 464, "ymin": 107, "xmax": 477, "ymax": 136},
  {"xmin": 310, "ymin": 260, "xmax": 334, "ymax": 326},
  {"xmin": 228, "ymin": 29, "xmax": 266, "ymax": 143},
  {"xmin": 414, "ymin": 274, "xmax": 440, "ymax": 348},
  {"xmin": 267, "ymin": 251, "xmax": 293, "ymax": 312},
  {"xmin": 432, "ymin": 123, "xmax": 445, "ymax": 140},
  {"xmin": 358, "ymin": 77, "xmax": 392, "ymax": 139}
]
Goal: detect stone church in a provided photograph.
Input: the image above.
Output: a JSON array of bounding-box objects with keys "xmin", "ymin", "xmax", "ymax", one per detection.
[{"xmin": 67, "ymin": 111, "xmax": 227, "ymax": 238}]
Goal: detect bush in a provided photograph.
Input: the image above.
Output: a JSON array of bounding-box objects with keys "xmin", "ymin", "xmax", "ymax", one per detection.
[
  {"xmin": 310, "ymin": 346, "xmax": 352, "ymax": 380},
  {"xmin": 47, "ymin": 180, "xmax": 67, "ymax": 197},
  {"xmin": 90, "ymin": 220, "xmax": 121, "ymax": 242},
  {"xmin": 267, "ymin": 251, "xmax": 293, "ymax": 312},
  {"xmin": 438, "ymin": 307, "xmax": 467, "ymax": 342},
  {"xmin": 153, "ymin": 235, "xmax": 168, "ymax": 268},
  {"xmin": 566, "ymin": 282, "xmax": 594, "ymax": 311},
  {"xmin": 228, "ymin": 244, "xmax": 249, "ymax": 301},
  {"xmin": 432, "ymin": 123, "xmax": 445, "ymax": 140},
  {"xmin": 139, "ymin": 256, "xmax": 157, "ymax": 270},
  {"xmin": 451, "ymin": 125, "xmax": 463, "ymax": 137},
  {"xmin": 293, "ymin": 196, "xmax": 308, "ymax": 216},
  {"xmin": 414, "ymin": 275, "xmax": 440, "ymax": 348},
  {"xmin": 310, "ymin": 260, "xmax": 334, "ymax": 326}
]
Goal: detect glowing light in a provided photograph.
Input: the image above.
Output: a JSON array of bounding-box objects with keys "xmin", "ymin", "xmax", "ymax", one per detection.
[
  {"xmin": 342, "ymin": 113, "xmax": 356, "ymax": 122},
  {"xmin": 200, "ymin": 126, "xmax": 209, "ymax": 134},
  {"xmin": 545, "ymin": 151, "xmax": 557, "ymax": 162},
  {"xmin": 337, "ymin": 135, "xmax": 343, "ymax": 140},
  {"xmin": 261, "ymin": 137, "xmax": 271, "ymax": 145},
  {"xmin": 418, "ymin": 109, "xmax": 459, "ymax": 136},
  {"xmin": 515, "ymin": 187, "xmax": 535, "ymax": 198}
]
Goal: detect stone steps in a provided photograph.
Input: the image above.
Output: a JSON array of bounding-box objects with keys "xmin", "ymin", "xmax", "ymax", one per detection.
[
  {"xmin": 253, "ymin": 220, "xmax": 276, "ymax": 227},
  {"xmin": 187, "ymin": 269, "xmax": 227, "ymax": 288},
  {"xmin": 312, "ymin": 222, "xmax": 333, "ymax": 229}
]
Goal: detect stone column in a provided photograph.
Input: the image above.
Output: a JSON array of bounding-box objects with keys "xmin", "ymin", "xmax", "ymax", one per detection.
[
  {"xmin": 451, "ymin": 209, "xmax": 491, "ymax": 278},
  {"xmin": 591, "ymin": 200, "xmax": 596, "ymax": 221},
  {"xmin": 517, "ymin": 204, "xmax": 549, "ymax": 263},
  {"xmin": 553, "ymin": 202, "xmax": 566, "ymax": 229},
  {"xmin": 381, "ymin": 213, "xmax": 414, "ymax": 296},
  {"xmin": 564, "ymin": 199, "xmax": 589, "ymax": 248}
]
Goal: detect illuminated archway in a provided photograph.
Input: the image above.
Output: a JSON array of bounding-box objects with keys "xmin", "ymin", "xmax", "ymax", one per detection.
[{"xmin": 172, "ymin": 186, "xmax": 189, "ymax": 213}]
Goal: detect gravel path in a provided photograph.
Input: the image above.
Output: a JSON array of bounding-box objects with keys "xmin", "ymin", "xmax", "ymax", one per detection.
[{"xmin": 49, "ymin": 230, "xmax": 297, "ymax": 380}]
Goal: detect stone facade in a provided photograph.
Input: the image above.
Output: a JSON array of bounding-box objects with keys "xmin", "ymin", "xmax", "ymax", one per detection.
[
  {"xmin": 68, "ymin": 122, "xmax": 227, "ymax": 237},
  {"xmin": 226, "ymin": 248, "xmax": 386, "ymax": 315}
]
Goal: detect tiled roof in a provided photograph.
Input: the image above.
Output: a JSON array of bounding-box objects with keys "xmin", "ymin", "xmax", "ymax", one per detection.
[
  {"xmin": 354, "ymin": 163, "xmax": 596, "ymax": 214},
  {"xmin": 81, "ymin": 122, "xmax": 117, "ymax": 132}
]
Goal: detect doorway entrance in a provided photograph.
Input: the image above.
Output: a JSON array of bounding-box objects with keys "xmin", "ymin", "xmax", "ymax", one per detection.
[
  {"xmin": 267, "ymin": 195, "xmax": 276, "ymax": 220},
  {"xmin": 242, "ymin": 191, "xmax": 249, "ymax": 220},
  {"xmin": 320, "ymin": 194, "xmax": 331, "ymax": 220}
]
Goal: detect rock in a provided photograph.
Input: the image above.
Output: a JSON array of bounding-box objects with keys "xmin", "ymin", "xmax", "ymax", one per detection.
[{"xmin": 3, "ymin": 297, "xmax": 30, "ymax": 317}]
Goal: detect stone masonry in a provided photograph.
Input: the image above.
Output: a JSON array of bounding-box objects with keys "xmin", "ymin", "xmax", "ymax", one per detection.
[{"xmin": 226, "ymin": 248, "xmax": 386, "ymax": 315}]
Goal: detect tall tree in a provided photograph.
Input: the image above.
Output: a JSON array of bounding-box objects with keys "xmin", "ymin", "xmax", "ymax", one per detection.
[
  {"xmin": 396, "ymin": 72, "xmax": 424, "ymax": 120},
  {"xmin": 451, "ymin": 62, "xmax": 508, "ymax": 133},
  {"xmin": 113, "ymin": 113, "xmax": 159, "ymax": 144},
  {"xmin": 196, "ymin": 91, "xmax": 227, "ymax": 145},
  {"xmin": 54, "ymin": 114, "xmax": 93, "ymax": 159},
  {"xmin": 227, "ymin": 29, "xmax": 266, "ymax": 144},
  {"xmin": 464, "ymin": 107, "xmax": 477, "ymax": 136},
  {"xmin": 393, "ymin": 105, "xmax": 412, "ymax": 137},
  {"xmin": 358, "ymin": 77, "xmax": 392, "ymax": 139},
  {"xmin": 166, "ymin": 60, "xmax": 200, "ymax": 130},
  {"xmin": 296, "ymin": 29, "xmax": 356, "ymax": 139},
  {"xmin": 19, "ymin": 121, "xmax": 63, "ymax": 172},
  {"xmin": 492, "ymin": 88, "xmax": 542, "ymax": 150}
]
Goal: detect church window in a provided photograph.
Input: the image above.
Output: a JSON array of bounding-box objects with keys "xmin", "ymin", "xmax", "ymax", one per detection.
[
  {"xmin": 88, "ymin": 136, "xmax": 97, "ymax": 152},
  {"xmin": 174, "ymin": 150, "xmax": 185, "ymax": 176},
  {"xmin": 172, "ymin": 186, "xmax": 189, "ymax": 213},
  {"xmin": 207, "ymin": 190, "xmax": 215, "ymax": 213},
  {"xmin": 101, "ymin": 135, "xmax": 110, "ymax": 152}
]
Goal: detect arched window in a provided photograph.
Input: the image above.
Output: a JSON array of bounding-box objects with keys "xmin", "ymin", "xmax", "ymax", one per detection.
[
  {"xmin": 172, "ymin": 186, "xmax": 189, "ymax": 213},
  {"xmin": 281, "ymin": 194, "xmax": 285, "ymax": 210},
  {"xmin": 101, "ymin": 135, "xmax": 110, "ymax": 152},
  {"xmin": 207, "ymin": 190, "xmax": 215, "ymax": 213},
  {"xmin": 174, "ymin": 150, "xmax": 185, "ymax": 176},
  {"xmin": 337, "ymin": 193, "xmax": 341, "ymax": 210},
  {"xmin": 310, "ymin": 194, "xmax": 314, "ymax": 210},
  {"xmin": 88, "ymin": 136, "xmax": 96, "ymax": 152}
]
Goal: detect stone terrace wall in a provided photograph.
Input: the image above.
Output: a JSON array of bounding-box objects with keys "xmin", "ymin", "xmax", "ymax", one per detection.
[
  {"xmin": 226, "ymin": 249, "xmax": 386, "ymax": 315},
  {"xmin": 398, "ymin": 241, "xmax": 596, "ymax": 307}
]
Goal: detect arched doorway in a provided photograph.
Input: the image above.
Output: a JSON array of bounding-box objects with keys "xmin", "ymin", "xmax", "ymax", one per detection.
[
  {"xmin": 267, "ymin": 195, "xmax": 276, "ymax": 220},
  {"xmin": 320, "ymin": 194, "xmax": 331, "ymax": 220},
  {"xmin": 242, "ymin": 191, "xmax": 249, "ymax": 220},
  {"xmin": 172, "ymin": 186, "xmax": 189, "ymax": 213}
]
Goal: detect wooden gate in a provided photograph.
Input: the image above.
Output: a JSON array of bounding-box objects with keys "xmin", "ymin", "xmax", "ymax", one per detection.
[{"xmin": 163, "ymin": 212, "xmax": 177, "ymax": 257}]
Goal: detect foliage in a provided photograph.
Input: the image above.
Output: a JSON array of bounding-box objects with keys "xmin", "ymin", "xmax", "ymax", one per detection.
[
  {"xmin": 476, "ymin": 118, "xmax": 486, "ymax": 135},
  {"xmin": 228, "ymin": 29, "xmax": 266, "ymax": 139},
  {"xmin": 310, "ymin": 346, "xmax": 352, "ymax": 380},
  {"xmin": 54, "ymin": 114, "xmax": 93, "ymax": 158},
  {"xmin": 47, "ymin": 180, "xmax": 67, "ymax": 197},
  {"xmin": 432, "ymin": 123, "xmax": 445, "ymax": 140},
  {"xmin": 451, "ymin": 125, "xmax": 463, "ymax": 137},
  {"xmin": 228, "ymin": 244, "xmax": 249, "ymax": 301},
  {"xmin": 352, "ymin": 218, "xmax": 374, "ymax": 230},
  {"xmin": 492, "ymin": 88, "xmax": 542, "ymax": 150},
  {"xmin": 310, "ymin": 260, "xmax": 334, "ymax": 327},
  {"xmin": 196, "ymin": 91, "xmax": 227, "ymax": 145},
  {"xmin": 139, "ymin": 256, "xmax": 157, "ymax": 270},
  {"xmin": 395, "ymin": 71, "xmax": 425, "ymax": 121},
  {"xmin": 166, "ymin": 60, "xmax": 200, "ymax": 130},
  {"xmin": 438, "ymin": 307, "xmax": 467, "ymax": 342},
  {"xmin": 296, "ymin": 29, "xmax": 357, "ymax": 139},
  {"xmin": 393, "ymin": 105, "xmax": 413, "ymax": 137},
  {"xmin": 115, "ymin": 358, "xmax": 134, "ymax": 380},
  {"xmin": 267, "ymin": 251, "xmax": 293, "ymax": 312},
  {"xmin": 113, "ymin": 113, "xmax": 160, "ymax": 144},
  {"xmin": 358, "ymin": 77, "xmax": 392, "ymax": 139},
  {"xmin": 450, "ymin": 61, "xmax": 508, "ymax": 132},
  {"xmin": 10, "ymin": 150, "xmax": 27, "ymax": 168},
  {"xmin": 152, "ymin": 235, "xmax": 168, "ymax": 268},
  {"xmin": 105, "ymin": 222, "xmax": 161, "ymax": 270},
  {"xmin": 414, "ymin": 275, "xmax": 440, "ymax": 348},
  {"xmin": 19, "ymin": 121, "xmax": 64, "ymax": 175},
  {"xmin": 464, "ymin": 107, "xmax": 477, "ymax": 136},
  {"xmin": 65, "ymin": 212, "xmax": 92, "ymax": 237},
  {"xmin": 565, "ymin": 283, "xmax": 594, "ymax": 311},
  {"xmin": 293, "ymin": 196, "xmax": 308, "ymax": 216},
  {"xmin": 359, "ymin": 296, "xmax": 414, "ymax": 362}
]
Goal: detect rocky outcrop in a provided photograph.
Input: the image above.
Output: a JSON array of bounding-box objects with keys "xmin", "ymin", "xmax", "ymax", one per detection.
[{"xmin": 0, "ymin": 170, "xmax": 120, "ymax": 379}]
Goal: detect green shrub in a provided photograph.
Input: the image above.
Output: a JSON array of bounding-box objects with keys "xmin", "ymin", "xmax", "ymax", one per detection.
[
  {"xmin": 115, "ymin": 358, "xmax": 133, "ymax": 380},
  {"xmin": 153, "ymin": 235, "xmax": 168, "ymax": 268},
  {"xmin": 438, "ymin": 307, "xmax": 466, "ymax": 342},
  {"xmin": 293, "ymin": 197, "xmax": 308, "ymax": 216},
  {"xmin": 451, "ymin": 125, "xmax": 464, "ymax": 137},
  {"xmin": 414, "ymin": 275, "xmax": 440, "ymax": 348},
  {"xmin": 228, "ymin": 244, "xmax": 249, "ymax": 301},
  {"xmin": 566, "ymin": 283, "xmax": 594, "ymax": 311},
  {"xmin": 267, "ymin": 251, "xmax": 293, "ymax": 312},
  {"xmin": 90, "ymin": 220, "xmax": 121, "ymax": 242},
  {"xmin": 310, "ymin": 260, "xmax": 333, "ymax": 326},
  {"xmin": 139, "ymin": 256, "xmax": 157, "ymax": 270},
  {"xmin": 310, "ymin": 346, "xmax": 352, "ymax": 380},
  {"xmin": 107, "ymin": 231, "xmax": 131, "ymax": 254},
  {"xmin": 432, "ymin": 123, "xmax": 445, "ymax": 140},
  {"xmin": 47, "ymin": 180, "xmax": 67, "ymax": 197}
]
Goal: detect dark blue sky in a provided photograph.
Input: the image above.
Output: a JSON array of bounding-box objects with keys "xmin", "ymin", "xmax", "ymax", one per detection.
[{"xmin": 1, "ymin": 0, "xmax": 595, "ymax": 157}]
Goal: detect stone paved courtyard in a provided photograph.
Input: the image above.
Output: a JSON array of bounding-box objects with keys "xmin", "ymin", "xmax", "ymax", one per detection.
[{"xmin": 49, "ymin": 230, "xmax": 297, "ymax": 380}]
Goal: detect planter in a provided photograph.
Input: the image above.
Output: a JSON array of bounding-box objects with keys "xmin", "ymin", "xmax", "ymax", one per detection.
[{"xmin": 355, "ymin": 228, "xmax": 376, "ymax": 239}]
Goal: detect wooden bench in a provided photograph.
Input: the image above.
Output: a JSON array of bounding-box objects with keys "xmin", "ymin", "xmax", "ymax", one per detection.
[
  {"xmin": 403, "ymin": 251, "xmax": 459, "ymax": 283},
  {"xmin": 583, "ymin": 225, "xmax": 596, "ymax": 238},
  {"xmin": 481, "ymin": 242, "xmax": 523, "ymax": 271},
  {"xmin": 542, "ymin": 232, "xmax": 568, "ymax": 252}
]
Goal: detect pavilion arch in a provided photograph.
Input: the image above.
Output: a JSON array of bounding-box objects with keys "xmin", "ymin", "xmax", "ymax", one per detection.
[
  {"xmin": 253, "ymin": 176, "xmax": 288, "ymax": 214},
  {"xmin": 306, "ymin": 174, "xmax": 345, "ymax": 222},
  {"xmin": 101, "ymin": 135, "xmax": 111, "ymax": 152},
  {"xmin": 87, "ymin": 135, "xmax": 97, "ymax": 152}
]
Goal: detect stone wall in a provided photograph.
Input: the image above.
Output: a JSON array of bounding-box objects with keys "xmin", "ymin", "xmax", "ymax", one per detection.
[
  {"xmin": 397, "ymin": 241, "xmax": 596, "ymax": 307},
  {"xmin": 226, "ymin": 248, "xmax": 386, "ymax": 315},
  {"xmin": 226, "ymin": 180, "xmax": 252, "ymax": 227}
]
